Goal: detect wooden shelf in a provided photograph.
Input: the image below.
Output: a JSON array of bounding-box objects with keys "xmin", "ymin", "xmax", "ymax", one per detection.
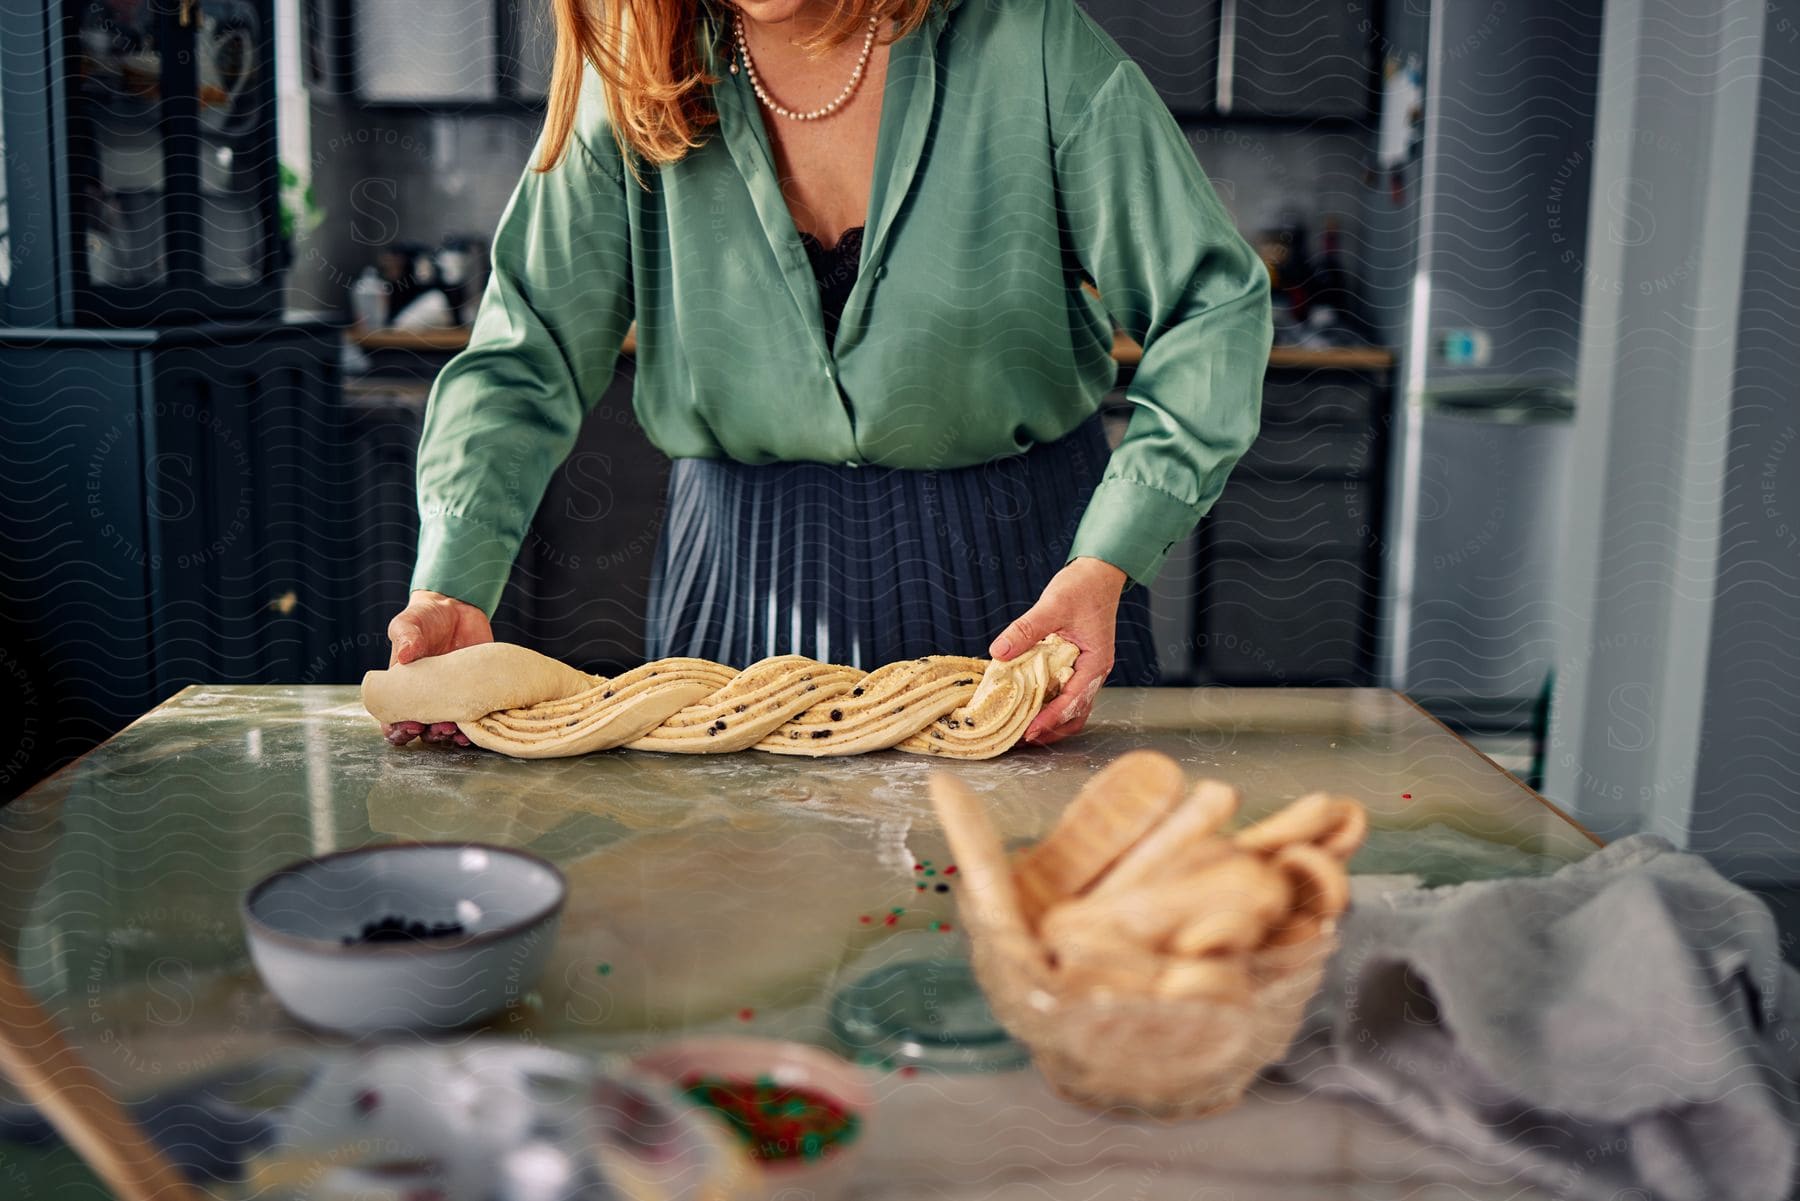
[
  {"xmin": 1268, "ymin": 345, "xmax": 1395, "ymax": 370},
  {"xmin": 352, "ymin": 324, "xmax": 639, "ymax": 356},
  {"xmin": 1110, "ymin": 330, "xmax": 1393, "ymax": 371},
  {"xmin": 351, "ymin": 325, "xmax": 472, "ymax": 351},
  {"xmin": 354, "ymin": 324, "xmax": 1388, "ymax": 372}
]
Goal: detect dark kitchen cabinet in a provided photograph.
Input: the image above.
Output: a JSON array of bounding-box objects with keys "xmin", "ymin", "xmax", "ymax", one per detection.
[
  {"xmin": 514, "ymin": 372, "xmax": 672, "ymax": 673},
  {"xmin": 1195, "ymin": 362, "xmax": 1390, "ymax": 685},
  {"xmin": 1077, "ymin": 0, "xmax": 1371, "ymax": 121},
  {"xmin": 309, "ymin": 0, "xmax": 550, "ymax": 106},
  {"xmin": 0, "ymin": 0, "xmax": 285, "ymax": 327},
  {"xmin": 1205, "ymin": 553, "xmax": 1371, "ymax": 681},
  {"xmin": 1206, "ymin": 476, "xmax": 1373, "ymax": 547},
  {"xmin": 1221, "ymin": 0, "xmax": 1373, "ymax": 119},
  {"xmin": 0, "ymin": 322, "xmax": 349, "ymax": 795},
  {"xmin": 1077, "ymin": 0, "xmax": 1221, "ymax": 118},
  {"xmin": 341, "ymin": 358, "xmax": 670, "ymax": 680},
  {"xmin": 1154, "ymin": 361, "xmax": 1390, "ymax": 686},
  {"xmin": 324, "ymin": 0, "xmax": 548, "ymax": 106},
  {"xmin": 353, "ymin": 0, "xmax": 498, "ymax": 103},
  {"xmin": 504, "ymin": 0, "xmax": 554, "ymax": 101}
]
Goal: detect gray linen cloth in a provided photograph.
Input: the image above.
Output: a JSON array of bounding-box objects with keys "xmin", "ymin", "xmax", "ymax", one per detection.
[{"xmin": 1275, "ymin": 834, "xmax": 1800, "ymax": 1201}]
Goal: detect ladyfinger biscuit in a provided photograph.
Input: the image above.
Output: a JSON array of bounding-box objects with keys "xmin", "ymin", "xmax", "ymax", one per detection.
[
  {"xmin": 1161, "ymin": 855, "xmax": 1293, "ymax": 955},
  {"xmin": 1260, "ymin": 842, "xmax": 1351, "ymax": 948},
  {"xmin": 1087, "ymin": 779, "xmax": 1241, "ymax": 899},
  {"xmin": 928, "ymin": 773, "xmax": 1032, "ymax": 942},
  {"xmin": 1164, "ymin": 907, "xmax": 1265, "ymax": 959},
  {"xmin": 1044, "ymin": 853, "xmax": 1289, "ymax": 955},
  {"xmin": 1235, "ymin": 793, "xmax": 1368, "ymax": 860},
  {"xmin": 1039, "ymin": 876, "xmax": 1193, "ymax": 954},
  {"xmin": 1012, "ymin": 750, "xmax": 1187, "ymax": 919},
  {"xmin": 1155, "ymin": 956, "xmax": 1254, "ymax": 1003},
  {"xmin": 1042, "ymin": 931, "xmax": 1167, "ymax": 995}
]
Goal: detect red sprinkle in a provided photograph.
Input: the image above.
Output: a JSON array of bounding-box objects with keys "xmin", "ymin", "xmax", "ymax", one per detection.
[
  {"xmin": 883, "ymin": 914, "xmax": 898, "ymax": 926},
  {"xmin": 913, "ymin": 864, "xmax": 923, "ymax": 872},
  {"xmin": 676, "ymin": 1074, "xmax": 860, "ymax": 1163},
  {"xmin": 737, "ymin": 1008, "xmax": 754, "ymax": 1022},
  {"xmin": 944, "ymin": 865, "xmax": 958, "ymax": 875},
  {"xmin": 940, "ymin": 922, "xmax": 953, "ymax": 933},
  {"xmin": 1401, "ymin": 793, "xmax": 1413, "ymax": 800},
  {"xmin": 858, "ymin": 915, "xmax": 872, "ymax": 924},
  {"xmin": 898, "ymin": 1066, "xmax": 918, "ymax": 1078}
]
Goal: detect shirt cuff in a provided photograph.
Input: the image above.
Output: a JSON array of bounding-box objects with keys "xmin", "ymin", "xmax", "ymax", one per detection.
[
  {"xmin": 410, "ymin": 512, "xmax": 519, "ymax": 617},
  {"xmin": 1067, "ymin": 477, "xmax": 1201, "ymax": 588}
]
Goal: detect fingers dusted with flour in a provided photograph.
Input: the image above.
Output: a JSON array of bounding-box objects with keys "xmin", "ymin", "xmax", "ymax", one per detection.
[
  {"xmin": 380, "ymin": 590, "xmax": 495, "ymax": 746},
  {"xmin": 991, "ymin": 556, "xmax": 1128, "ymax": 745}
]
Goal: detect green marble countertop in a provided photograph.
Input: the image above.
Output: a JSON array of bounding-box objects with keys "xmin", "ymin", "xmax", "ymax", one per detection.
[{"xmin": 0, "ymin": 684, "xmax": 1596, "ymax": 1199}]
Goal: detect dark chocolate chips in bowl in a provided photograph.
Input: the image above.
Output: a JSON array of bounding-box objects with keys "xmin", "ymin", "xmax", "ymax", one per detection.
[{"xmin": 342, "ymin": 914, "xmax": 468, "ymax": 945}]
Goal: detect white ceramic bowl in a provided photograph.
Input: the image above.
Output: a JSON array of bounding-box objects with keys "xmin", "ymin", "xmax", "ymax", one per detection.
[
  {"xmin": 242, "ymin": 842, "xmax": 566, "ymax": 1035},
  {"xmin": 631, "ymin": 1037, "xmax": 873, "ymax": 1201},
  {"xmin": 277, "ymin": 1045, "xmax": 752, "ymax": 1201}
]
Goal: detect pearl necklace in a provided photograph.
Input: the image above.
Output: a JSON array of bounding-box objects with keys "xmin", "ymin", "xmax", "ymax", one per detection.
[{"xmin": 730, "ymin": 13, "xmax": 879, "ymax": 122}]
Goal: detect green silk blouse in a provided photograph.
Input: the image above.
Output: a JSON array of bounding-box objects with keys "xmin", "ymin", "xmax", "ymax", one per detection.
[{"xmin": 412, "ymin": 0, "xmax": 1272, "ymax": 614}]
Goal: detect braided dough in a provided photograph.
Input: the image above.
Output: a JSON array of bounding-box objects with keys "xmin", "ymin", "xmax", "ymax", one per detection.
[{"xmin": 362, "ymin": 635, "xmax": 1080, "ymax": 760}]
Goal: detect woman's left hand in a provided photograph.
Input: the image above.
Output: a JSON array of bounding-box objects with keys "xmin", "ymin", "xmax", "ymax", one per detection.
[{"xmin": 989, "ymin": 556, "xmax": 1128, "ymax": 745}]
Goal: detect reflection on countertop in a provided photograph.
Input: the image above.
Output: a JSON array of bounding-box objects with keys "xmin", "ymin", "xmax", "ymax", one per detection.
[{"xmin": 0, "ymin": 682, "xmax": 1598, "ymax": 1060}]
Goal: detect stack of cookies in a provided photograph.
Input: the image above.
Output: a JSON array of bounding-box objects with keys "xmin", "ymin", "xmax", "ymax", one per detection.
[{"xmin": 929, "ymin": 750, "xmax": 1367, "ymax": 1116}]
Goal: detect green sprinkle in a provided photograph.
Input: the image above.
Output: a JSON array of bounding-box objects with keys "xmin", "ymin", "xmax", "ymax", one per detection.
[
  {"xmin": 890, "ymin": 907, "xmax": 905, "ymax": 916},
  {"xmin": 596, "ymin": 962, "xmax": 612, "ymax": 976},
  {"xmin": 924, "ymin": 869, "xmax": 936, "ymax": 877}
]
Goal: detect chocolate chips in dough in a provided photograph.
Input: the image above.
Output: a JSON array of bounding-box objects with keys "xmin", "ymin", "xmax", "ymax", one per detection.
[{"xmin": 361, "ymin": 635, "xmax": 1080, "ymax": 761}]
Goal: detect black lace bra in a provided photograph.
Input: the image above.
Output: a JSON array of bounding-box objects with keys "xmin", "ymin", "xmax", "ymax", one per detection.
[{"xmin": 797, "ymin": 225, "xmax": 865, "ymax": 350}]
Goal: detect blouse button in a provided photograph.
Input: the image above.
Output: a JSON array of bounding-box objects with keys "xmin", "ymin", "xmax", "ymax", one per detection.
[{"xmin": 872, "ymin": 264, "xmax": 888, "ymax": 281}]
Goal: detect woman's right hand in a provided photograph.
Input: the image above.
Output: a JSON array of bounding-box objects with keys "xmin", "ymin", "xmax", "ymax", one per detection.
[{"xmin": 381, "ymin": 589, "xmax": 495, "ymax": 747}]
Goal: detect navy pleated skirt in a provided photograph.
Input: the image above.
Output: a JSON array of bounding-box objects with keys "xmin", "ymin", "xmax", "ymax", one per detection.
[{"xmin": 644, "ymin": 415, "xmax": 1159, "ymax": 684}]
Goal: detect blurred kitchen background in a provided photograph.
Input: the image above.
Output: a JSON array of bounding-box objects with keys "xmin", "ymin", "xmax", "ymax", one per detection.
[{"xmin": 2, "ymin": 0, "xmax": 1795, "ymax": 892}]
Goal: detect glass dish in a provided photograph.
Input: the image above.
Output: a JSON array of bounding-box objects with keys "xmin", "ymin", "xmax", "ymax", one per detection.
[{"xmin": 829, "ymin": 958, "xmax": 1030, "ymax": 1074}]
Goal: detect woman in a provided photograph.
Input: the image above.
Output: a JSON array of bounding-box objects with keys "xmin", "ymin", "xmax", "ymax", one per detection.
[{"xmin": 382, "ymin": 0, "xmax": 1271, "ymax": 748}]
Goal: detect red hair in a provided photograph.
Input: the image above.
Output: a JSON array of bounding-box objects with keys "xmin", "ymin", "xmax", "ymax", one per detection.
[{"xmin": 538, "ymin": 0, "xmax": 939, "ymax": 175}]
